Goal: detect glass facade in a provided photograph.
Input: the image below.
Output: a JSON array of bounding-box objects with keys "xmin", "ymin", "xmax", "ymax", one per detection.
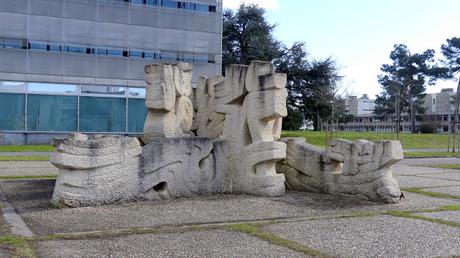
[{"xmin": 0, "ymin": 81, "xmax": 147, "ymax": 134}]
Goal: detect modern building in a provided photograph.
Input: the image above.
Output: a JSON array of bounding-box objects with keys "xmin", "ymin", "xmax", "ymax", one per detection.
[
  {"xmin": 339, "ymin": 89, "xmax": 456, "ymax": 132},
  {"xmin": 346, "ymin": 94, "xmax": 375, "ymax": 116},
  {"xmin": 0, "ymin": 0, "xmax": 222, "ymax": 144}
]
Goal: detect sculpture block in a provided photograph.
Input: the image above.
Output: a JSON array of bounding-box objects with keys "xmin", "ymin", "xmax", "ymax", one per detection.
[
  {"xmin": 278, "ymin": 138, "xmax": 403, "ymax": 203},
  {"xmin": 50, "ymin": 133, "xmax": 141, "ymax": 207},
  {"xmin": 143, "ymin": 62, "xmax": 194, "ymax": 143},
  {"xmin": 215, "ymin": 61, "xmax": 288, "ymax": 197},
  {"xmin": 141, "ymin": 137, "xmax": 228, "ymax": 200}
]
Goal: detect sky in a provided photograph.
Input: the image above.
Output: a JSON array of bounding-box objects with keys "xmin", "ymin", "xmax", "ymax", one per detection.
[{"xmin": 222, "ymin": 0, "xmax": 460, "ymax": 98}]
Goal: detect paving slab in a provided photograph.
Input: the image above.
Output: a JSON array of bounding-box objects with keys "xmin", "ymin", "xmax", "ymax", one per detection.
[
  {"xmin": 417, "ymin": 173, "xmax": 460, "ymax": 182},
  {"xmin": 1, "ymin": 179, "xmax": 459, "ymax": 235},
  {"xmin": 395, "ymin": 175, "xmax": 460, "ymax": 188},
  {"xmin": 35, "ymin": 229, "xmax": 307, "ymax": 258},
  {"xmin": 399, "ymin": 157, "xmax": 460, "ymax": 166},
  {"xmin": 393, "ymin": 164, "xmax": 457, "ymax": 175},
  {"xmin": 422, "ymin": 186, "xmax": 460, "ymax": 197},
  {"xmin": 0, "ymin": 152, "xmax": 52, "ymax": 157},
  {"xmin": 418, "ymin": 210, "xmax": 460, "ymax": 224},
  {"xmin": 0, "ymin": 161, "xmax": 57, "ymax": 177},
  {"xmin": 263, "ymin": 215, "xmax": 460, "ymax": 258}
]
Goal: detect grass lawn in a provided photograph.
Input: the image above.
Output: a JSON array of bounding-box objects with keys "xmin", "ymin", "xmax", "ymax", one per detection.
[
  {"xmin": 0, "ymin": 145, "xmax": 54, "ymax": 152},
  {"xmin": 0, "ymin": 156, "xmax": 50, "ymax": 161},
  {"xmin": 281, "ymin": 130, "xmax": 450, "ymax": 149}
]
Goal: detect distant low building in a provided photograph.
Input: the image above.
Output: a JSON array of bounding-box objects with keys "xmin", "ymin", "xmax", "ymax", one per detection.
[{"xmin": 331, "ymin": 89, "xmax": 456, "ymax": 133}]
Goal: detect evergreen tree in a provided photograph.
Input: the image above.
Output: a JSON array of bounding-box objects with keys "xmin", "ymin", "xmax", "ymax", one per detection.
[{"xmin": 375, "ymin": 44, "xmax": 445, "ymax": 133}]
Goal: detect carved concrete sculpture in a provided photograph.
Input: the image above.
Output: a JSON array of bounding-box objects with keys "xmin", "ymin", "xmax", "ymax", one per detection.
[
  {"xmin": 191, "ymin": 76, "xmax": 226, "ymax": 139},
  {"xmin": 141, "ymin": 137, "xmax": 227, "ymax": 200},
  {"xmin": 143, "ymin": 62, "xmax": 194, "ymax": 143},
  {"xmin": 215, "ymin": 61, "xmax": 288, "ymax": 197},
  {"xmin": 278, "ymin": 138, "xmax": 403, "ymax": 203},
  {"xmin": 50, "ymin": 133, "xmax": 141, "ymax": 207}
]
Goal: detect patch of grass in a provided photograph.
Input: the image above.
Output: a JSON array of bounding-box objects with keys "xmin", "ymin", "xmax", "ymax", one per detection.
[
  {"xmin": 0, "ymin": 175, "xmax": 56, "ymax": 180},
  {"xmin": 0, "ymin": 156, "xmax": 50, "ymax": 161},
  {"xmin": 281, "ymin": 130, "xmax": 449, "ymax": 149},
  {"xmin": 418, "ymin": 164, "xmax": 460, "ymax": 170},
  {"xmin": 386, "ymin": 210, "xmax": 460, "ymax": 227},
  {"xmin": 0, "ymin": 145, "xmax": 54, "ymax": 152},
  {"xmin": 402, "ymin": 187, "xmax": 460, "ymax": 199},
  {"xmin": 403, "ymin": 152, "xmax": 459, "ymax": 158},
  {"xmin": 435, "ymin": 205, "xmax": 460, "ymax": 212},
  {"xmin": 226, "ymin": 223, "xmax": 331, "ymax": 257},
  {"xmin": 0, "ymin": 236, "xmax": 35, "ymax": 258}
]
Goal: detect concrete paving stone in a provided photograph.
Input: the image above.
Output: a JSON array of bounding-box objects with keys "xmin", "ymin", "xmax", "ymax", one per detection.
[
  {"xmin": 1, "ymin": 179, "xmax": 459, "ymax": 235},
  {"xmin": 399, "ymin": 157, "xmax": 460, "ymax": 166},
  {"xmin": 0, "ymin": 152, "xmax": 53, "ymax": 157},
  {"xmin": 35, "ymin": 230, "xmax": 307, "ymax": 258},
  {"xmin": 417, "ymin": 173, "xmax": 460, "ymax": 182},
  {"xmin": 0, "ymin": 161, "xmax": 57, "ymax": 177},
  {"xmin": 263, "ymin": 215, "xmax": 460, "ymax": 258},
  {"xmin": 395, "ymin": 175, "xmax": 460, "ymax": 188},
  {"xmin": 392, "ymin": 164, "xmax": 455, "ymax": 175},
  {"xmin": 423, "ymin": 186, "xmax": 460, "ymax": 197}
]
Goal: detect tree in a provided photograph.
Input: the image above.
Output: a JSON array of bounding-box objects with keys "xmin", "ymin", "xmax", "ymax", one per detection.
[
  {"xmin": 276, "ymin": 42, "xmax": 344, "ymax": 130},
  {"xmin": 440, "ymin": 37, "xmax": 460, "ymax": 146},
  {"xmin": 222, "ymin": 4, "xmax": 283, "ymax": 71},
  {"xmin": 375, "ymin": 44, "xmax": 446, "ymax": 133}
]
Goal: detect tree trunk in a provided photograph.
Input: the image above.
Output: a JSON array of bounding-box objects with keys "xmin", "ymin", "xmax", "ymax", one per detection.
[
  {"xmin": 409, "ymin": 92, "xmax": 415, "ymax": 133},
  {"xmin": 453, "ymin": 77, "xmax": 460, "ymax": 152}
]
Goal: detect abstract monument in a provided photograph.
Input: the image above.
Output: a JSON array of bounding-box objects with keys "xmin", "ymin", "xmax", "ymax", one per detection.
[{"xmin": 50, "ymin": 61, "xmax": 403, "ymax": 207}]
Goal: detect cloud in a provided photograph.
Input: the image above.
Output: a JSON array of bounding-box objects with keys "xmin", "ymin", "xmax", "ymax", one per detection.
[{"xmin": 223, "ymin": 0, "xmax": 279, "ymax": 10}]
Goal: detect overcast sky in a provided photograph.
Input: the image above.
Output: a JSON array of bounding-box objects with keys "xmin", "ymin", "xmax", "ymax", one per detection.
[{"xmin": 222, "ymin": 0, "xmax": 460, "ymax": 98}]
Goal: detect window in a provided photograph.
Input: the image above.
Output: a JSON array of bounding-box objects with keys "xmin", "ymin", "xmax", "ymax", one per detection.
[
  {"xmin": 79, "ymin": 97, "xmax": 126, "ymax": 132},
  {"xmin": 128, "ymin": 87, "xmax": 146, "ymax": 98},
  {"xmin": 160, "ymin": 52, "xmax": 177, "ymax": 61},
  {"xmin": 2, "ymin": 38, "xmax": 25, "ymax": 49},
  {"xmin": 144, "ymin": 51, "xmax": 157, "ymax": 59},
  {"xmin": 128, "ymin": 98, "xmax": 147, "ymax": 132},
  {"xmin": 29, "ymin": 41, "xmax": 47, "ymax": 52},
  {"xmin": 129, "ymin": 50, "xmax": 143, "ymax": 58},
  {"xmin": 0, "ymin": 81, "xmax": 26, "ymax": 93},
  {"xmin": 28, "ymin": 83, "xmax": 78, "ymax": 94},
  {"xmin": 146, "ymin": 0, "xmax": 157, "ymax": 6},
  {"xmin": 208, "ymin": 5, "xmax": 216, "ymax": 12},
  {"xmin": 64, "ymin": 45, "xmax": 88, "ymax": 54},
  {"xmin": 194, "ymin": 54, "xmax": 208, "ymax": 64},
  {"xmin": 161, "ymin": 0, "xmax": 177, "ymax": 8},
  {"xmin": 81, "ymin": 85, "xmax": 126, "ymax": 96},
  {"xmin": 27, "ymin": 95, "xmax": 77, "ymax": 132},
  {"xmin": 195, "ymin": 3, "xmax": 208, "ymax": 12},
  {"xmin": 432, "ymin": 98, "xmax": 436, "ymax": 105},
  {"xmin": 0, "ymin": 93, "xmax": 25, "ymax": 131},
  {"xmin": 49, "ymin": 43, "xmax": 62, "ymax": 52}
]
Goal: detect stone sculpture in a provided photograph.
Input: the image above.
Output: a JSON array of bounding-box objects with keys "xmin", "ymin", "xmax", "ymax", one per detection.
[
  {"xmin": 50, "ymin": 133, "xmax": 141, "ymax": 207},
  {"xmin": 143, "ymin": 62, "xmax": 194, "ymax": 143},
  {"xmin": 141, "ymin": 137, "xmax": 227, "ymax": 200},
  {"xmin": 191, "ymin": 76, "xmax": 226, "ymax": 139},
  {"xmin": 215, "ymin": 61, "xmax": 288, "ymax": 197},
  {"xmin": 278, "ymin": 138, "xmax": 403, "ymax": 203},
  {"xmin": 49, "ymin": 61, "xmax": 404, "ymax": 207}
]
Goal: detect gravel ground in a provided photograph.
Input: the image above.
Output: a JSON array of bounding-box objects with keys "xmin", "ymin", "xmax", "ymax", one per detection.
[
  {"xmin": 35, "ymin": 230, "xmax": 308, "ymax": 258},
  {"xmin": 417, "ymin": 210, "xmax": 460, "ymax": 224},
  {"xmin": 263, "ymin": 215, "xmax": 460, "ymax": 258}
]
